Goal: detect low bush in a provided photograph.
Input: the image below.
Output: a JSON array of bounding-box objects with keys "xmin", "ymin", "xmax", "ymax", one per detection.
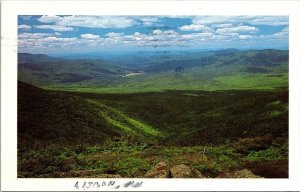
[{"xmin": 245, "ymin": 146, "xmax": 282, "ymax": 162}]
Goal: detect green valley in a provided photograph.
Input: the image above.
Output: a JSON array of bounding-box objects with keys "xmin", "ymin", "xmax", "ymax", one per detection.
[{"xmin": 17, "ymin": 49, "xmax": 289, "ymax": 178}]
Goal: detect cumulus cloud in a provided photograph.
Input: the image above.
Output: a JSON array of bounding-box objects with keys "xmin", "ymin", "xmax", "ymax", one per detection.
[
  {"xmin": 212, "ymin": 23, "xmax": 233, "ymax": 28},
  {"xmin": 105, "ymin": 32, "xmax": 124, "ymax": 38},
  {"xmin": 258, "ymin": 27, "xmax": 288, "ymax": 40},
  {"xmin": 18, "ymin": 16, "xmax": 288, "ymax": 52},
  {"xmin": 216, "ymin": 26, "xmax": 259, "ymax": 34},
  {"xmin": 43, "ymin": 36, "xmax": 78, "ymax": 42},
  {"xmin": 80, "ymin": 34, "xmax": 100, "ymax": 39},
  {"xmin": 140, "ymin": 17, "xmax": 160, "ymax": 26},
  {"xmin": 192, "ymin": 16, "xmax": 288, "ymax": 26},
  {"xmin": 38, "ymin": 15, "xmax": 63, "ymax": 23},
  {"xmin": 239, "ymin": 35, "xmax": 252, "ymax": 40},
  {"xmin": 179, "ymin": 24, "xmax": 212, "ymax": 31},
  {"xmin": 18, "ymin": 32, "xmax": 53, "ymax": 39},
  {"xmin": 18, "ymin": 24, "xmax": 31, "ymax": 30},
  {"xmin": 247, "ymin": 16, "xmax": 288, "ymax": 26},
  {"xmin": 35, "ymin": 25, "xmax": 74, "ymax": 31},
  {"xmin": 37, "ymin": 15, "xmax": 139, "ymax": 29},
  {"xmin": 20, "ymin": 16, "xmax": 32, "ymax": 21}
]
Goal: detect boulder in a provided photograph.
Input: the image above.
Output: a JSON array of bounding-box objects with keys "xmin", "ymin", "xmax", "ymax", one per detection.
[
  {"xmin": 191, "ymin": 168, "xmax": 206, "ymax": 178},
  {"xmin": 170, "ymin": 164, "xmax": 192, "ymax": 178},
  {"xmin": 217, "ymin": 169, "xmax": 263, "ymax": 178},
  {"xmin": 145, "ymin": 162, "xmax": 170, "ymax": 178},
  {"xmin": 232, "ymin": 169, "xmax": 262, "ymax": 178}
]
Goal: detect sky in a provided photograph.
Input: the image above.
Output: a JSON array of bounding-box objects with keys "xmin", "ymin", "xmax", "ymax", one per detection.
[{"xmin": 18, "ymin": 15, "xmax": 289, "ymax": 54}]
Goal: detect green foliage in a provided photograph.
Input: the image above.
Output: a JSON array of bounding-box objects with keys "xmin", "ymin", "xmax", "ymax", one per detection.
[
  {"xmin": 104, "ymin": 136, "xmax": 149, "ymax": 152},
  {"xmin": 18, "ymin": 81, "xmax": 121, "ymax": 149},
  {"xmin": 17, "ymin": 49, "xmax": 289, "ymax": 178},
  {"xmin": 269, "ymin": 110, "xmax": 283, "ymax": 117},
  {"xmin": 115, "ymin": 157, "xmax": 150, "ymax": 176},
  {"xmin": 233, "ymin": 135, "xmax": 273, "ymax": 154},
  {"xmin": 246, "ymin": 147, "xmax": 282, "ymax": 162}
]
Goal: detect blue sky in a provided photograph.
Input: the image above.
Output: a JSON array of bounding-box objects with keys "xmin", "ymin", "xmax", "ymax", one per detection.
[{"xmin": 18, "ymin": 15, "xmax": 289, "ymax": 54}]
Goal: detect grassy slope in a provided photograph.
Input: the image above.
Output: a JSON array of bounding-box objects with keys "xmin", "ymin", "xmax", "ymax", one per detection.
[
  {"xmin": 66, "ymin": 89, "xmax": 288, "ymax": 146},
  {"xmin": 18, "ymin": 81, "xmax": 162, "ymax": 149}
]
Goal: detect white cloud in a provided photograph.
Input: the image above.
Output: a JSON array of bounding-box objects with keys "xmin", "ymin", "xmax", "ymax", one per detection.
[
  {"xmin": 35, "ymin": 15, "xmax": 140, "ymax": 34},
  {"xmin": 152, "ymin": 29, "xmax": 163, "ymax": 35},
  {"xmin": 140, "ymin": 17, "xmax": 160, "ymax": 26},
  {"xmin": 216, "ymin": 26, "xmax": 259, "ymax": 34},
  {"xmin": 179, "ymin": 24, "xmax": 212, "ymax": 31},
  {"xmin": 57, "ymin": 16, "xmax": 138, "ymax": 29},
  {"xmin": 261, "ymin": 27, "xmax": 288, "ymax": 40},
  {"xmin": 18, "ymin": 24, "xmax": 31, "ymax": 30},
  {"xmin": 18, "ymin": 32, "xmax": 53, "ymax": 39},
  {"xmin": 247, "ymin": 16, "xmax": 288, "ymax": 26},
  {"xmin": 239, "ymin": 35, "xmax": 252, "ymax": 40},
  {"xmin": 212, "ymin": 23, "xmax": 233, "ymax": 28},
  {"xmin": 37, "ymin": 15, "xmax": 63, "ymax": 23},
  {"xmin": 80, "ymin": 33, "xmax": 100, "ymax": 39},
  {"xmin": 105, "ymin": 32, "xmax": 124, "ymax": 38},
  {"xmin": 19, "ymin": 16, "xmax": 289, "ymax": 52},
  {"xmin": 281, "ymin": 27, "xmax": 289, "ymax": 32},
  {"xmin": 193, "ymin": 16, "xmax": 237, "ymax": 25},
  {"xmin": 242, "ymin": 27, "xmax": 288, "ymax": 42},
  {"xmin": 192, "ymin": 16, "xmax": 288, "ymax": 26},
  {"xmin": 182, "ymin": 32, "xmax": 215, "ymax": 40},
  {"xmin": 43, "ymin": 36, "xmax": 78, "ymax": 42},
  {"xmin": 20, "ymin": 16, "xmax": 32, "ymax": 21},
  {"xmin": 35, "ymin": 25, "xmax": 74, "ymax": 31}
]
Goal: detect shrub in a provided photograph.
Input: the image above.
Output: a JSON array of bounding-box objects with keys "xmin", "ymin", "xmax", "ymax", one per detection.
[
  {"xmin": 115, "ymin": 157, "xmax": 150, "ymax": 176},
  {"xmin": 234, "ymin": 134, "xmax": 273, "ymax": 154},
  {"xmin": 246, "ymin": 147, "xmax": 281, "ymax": 162}
]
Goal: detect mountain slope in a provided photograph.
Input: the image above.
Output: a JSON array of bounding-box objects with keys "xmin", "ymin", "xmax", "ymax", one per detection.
[
  {"xmin": 65, "ymin": 88, "xmax": 288, "ymax": 146},
  {"xmin": 18, "ymin": 81, "xmax": 118, "ymax": 149},
  {"xmin": 18, "ymin": 81, "xmax": 162, "ymax": 149},
  {"xmin": 18, "ymin": 53, "xmax": 127, "ymax": 86},
  {"xmin": 142, "ymin": 49, "xmax": 288, "ymax": 73},
  {"xmin": 18, "ymin": 49, "xmax": 289, "ymax": 92}
]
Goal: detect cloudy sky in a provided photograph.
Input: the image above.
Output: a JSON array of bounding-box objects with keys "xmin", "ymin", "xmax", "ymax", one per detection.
[{"xmin": 18, "ymin": 15, "xmax": 288, "ymax": 54}]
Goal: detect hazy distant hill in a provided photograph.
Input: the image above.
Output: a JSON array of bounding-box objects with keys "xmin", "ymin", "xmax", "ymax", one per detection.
[
  {"xmin": 18, "ymin": 53, "xmax": 59, "ymax": 64},
  {"xmin": 142, "ymin": 49, "xmax": 288, "ymax": 73},
  {"xmin": 18, "ymin": 49, "xmax": 288, "ymax": 92},
  {"xmin": 18, "ymin": 53, "xmax": 127, "ymax": 86}
]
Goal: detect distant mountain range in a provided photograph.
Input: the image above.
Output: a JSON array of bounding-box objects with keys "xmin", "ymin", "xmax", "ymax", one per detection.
[{"xmin": 18, "ymin": 49, "xmax": 288, "ymax": 89}]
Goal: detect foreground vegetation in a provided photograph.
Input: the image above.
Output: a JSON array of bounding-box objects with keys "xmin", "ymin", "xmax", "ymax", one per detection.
[
  {"xmin": 18, "ymin": 81, "xmax": 288, "ymax": 178},
  {"xmin": 18, "ymin": 135, "xmax": 288, "ymax": 178}
]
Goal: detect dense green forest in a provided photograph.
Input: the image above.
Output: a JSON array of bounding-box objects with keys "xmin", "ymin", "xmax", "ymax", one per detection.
[{"xmin": 17, "ymin": 49, "xmax": 288, "ymax": 178}]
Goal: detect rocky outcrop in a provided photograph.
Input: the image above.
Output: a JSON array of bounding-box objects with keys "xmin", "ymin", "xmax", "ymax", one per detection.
[
  {"xmin": 217, "ymin": 169, "xmax": 263, "ymax": 178},
  {"xmin": 170, "ymin": 164, "xmax": 192, "ymax": 178},
  {"xmin": 191, "ymin": 168, "xmax": 206, "ymax": 178},
  {"xmin": 145, "ymin": 162, "xmax": 205, "ymax": 178},
  {"xmin": 145, "ymin": 162, "xmax": 170, "ymax": 178}
]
